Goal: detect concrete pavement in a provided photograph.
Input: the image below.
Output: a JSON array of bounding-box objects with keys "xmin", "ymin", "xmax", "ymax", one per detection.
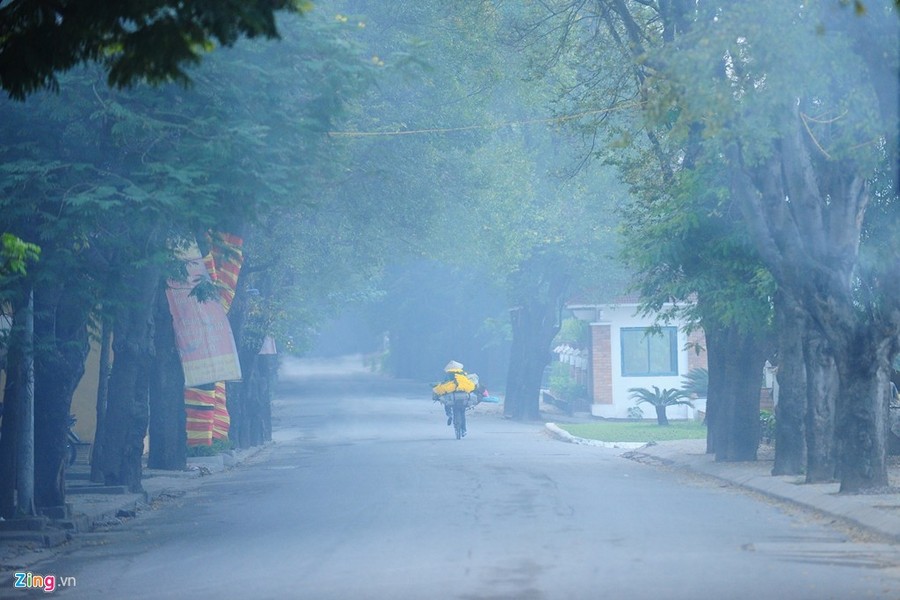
[
  {"xmin": 0, "ymin": 447, "xmax": 264, "ymax": 562},
  {"xmin": 5, "ymin": 412, "xmax": 900, "ymax": 564},
  {"xmin": 546, "ymin": 423, "xmax": 900, "ymax": 544}
]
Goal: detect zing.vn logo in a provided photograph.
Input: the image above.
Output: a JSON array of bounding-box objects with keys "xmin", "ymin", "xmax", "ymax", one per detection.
[{"xmin": 13, "ymin": 572, "xmax": 77, "ymax": 593}]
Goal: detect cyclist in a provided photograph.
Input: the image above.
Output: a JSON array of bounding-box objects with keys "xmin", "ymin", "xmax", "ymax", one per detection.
[{"xmin": 432, "ymin": 360, "xmax": 476, "ymax": 433}]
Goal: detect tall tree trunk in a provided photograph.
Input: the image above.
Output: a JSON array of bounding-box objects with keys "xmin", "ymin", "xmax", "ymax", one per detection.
[
  {"xmin": 704, "ymin": 326, "xmax": 725, "ymax": 455},
  {"xmin": 712, "ymin": 323, "xmax": 768, "ymax": 462},
  {"xmin": 504, "ymin": 302, "xmax": 559, "ymax": 421},
  {"xmin": 0, "ymin": 360, "xmax": 18, "ymax": 518},
  {"xmin": 33, "ymin": 281, "xmax": 91, "ymax": 513},
  {"xmin": 730, "ymin": 114, "xmax": 897, "ymax": 491},
  {"xmin": 227, "ymin": 281, "xmax": 251, "ymax": 449},
  {"xmin": 0, "ymin": 287, "xmax": 34, "ymax": 517},
  {"xmin": 772, "ymin": 290, "xmax": 806, "ymax": 475},
  {"xmin": 832, "ymin": 328, "xmax": 894, "ymax": 493},
  {"xmin": 90, "ymin": 316, "xmax": 112, "ymax": 483},
  {"xmin": 97, "ymin": 267, "xmax": 159, "ymax": 492},
  {"xmin": 148, "ymin": 279, "xmax": 186, "ymax": 470},
  {"xmin": 503, "ymin": 251, "xmax": 569, "ymax": 421},
  {"xmin": 804, "ymin": 327, "xmax": 838, "ymax": 483}
]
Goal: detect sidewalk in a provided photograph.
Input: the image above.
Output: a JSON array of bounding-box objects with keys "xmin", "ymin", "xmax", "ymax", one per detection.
[
  {"xmin": 0, "ymin": 446, "xmax": 265, "ymax": 561},
  {"xmin": 546, "ymin": 424, "xmax": 900, "ymax": 544}
]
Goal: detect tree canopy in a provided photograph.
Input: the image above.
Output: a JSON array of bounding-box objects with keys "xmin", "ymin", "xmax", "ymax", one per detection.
[{"xmin": 0, "ymin": 0, "xmax": 313, "ymax": 100}]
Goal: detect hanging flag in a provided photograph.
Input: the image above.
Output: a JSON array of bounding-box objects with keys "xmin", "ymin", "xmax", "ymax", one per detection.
[
  {"xmin": 166, "ymin": 246, "xmax": 242, "ymax": 387},
  {"xmin": 205, "ymin": 232, "xmax": 244, "ymax": 313}
]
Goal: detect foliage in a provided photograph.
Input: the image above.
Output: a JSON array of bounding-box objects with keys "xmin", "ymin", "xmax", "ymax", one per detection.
[
  {"xmin": 0, "ymin": 233, "xmax": 40, "ymax": 276},
  {"xmin": 0, "ymin": 1, "xmax": 314, "ymax": 100},
  {"xmin": 554, "ymin": 317, "xmax": 589, "ymax": 348},
  {"xmin": 681, "ymin": 368, "xmax": 709, "ymax": 399},
  {"xmin": 629, "ymin": 386, "xmax": 693, "ymax": 409},
  {"xmin": 760, "ymin": 411, "xmax": 777, "ymax": 446},
  {"xmin": 548, "ymin": 362, "xmax": 586, "ymax": 402},
  {"xmin": 186, "ymin": 438, "xmax": 233, "ymax": 457},
  {"xmin": 629, "ymin": 385, "xmax": 694, "ymax": 426},
  {"xmin": 559, "ymin": 421, "xmax": 706, "ymax": 443},
  {"xmin": 627, "ymin": 405, "xmax": 645, "ymax": 419}
]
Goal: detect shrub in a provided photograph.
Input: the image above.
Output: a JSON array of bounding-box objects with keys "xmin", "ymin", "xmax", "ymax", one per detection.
[
  {"xmin": 760, "ymin": 410, "xmax": 776, "ymax": 445},
  {"xmin": 681, "ymin": 368, "xmax": 708, "ymax": 398},
  {"xmin": 186, "ymin": 438, "xmax": 233, "ymax": 457},
  {"xmin": 554, "ymin": 317, "xmax": 589, "ymax": 347},
  {"xmin": 548, "ymin": 362, "xmax": 587, "ymax": 401}
]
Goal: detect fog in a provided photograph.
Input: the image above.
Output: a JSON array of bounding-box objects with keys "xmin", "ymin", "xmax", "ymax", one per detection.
[{"xmin": 1, "ymin": 1, "xmax": 899, "ymax": 598}]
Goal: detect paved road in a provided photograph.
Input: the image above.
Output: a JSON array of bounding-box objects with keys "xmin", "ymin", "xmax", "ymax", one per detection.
[{"xmin": 27, "ymin": 358, "xmax": 900, "ymax": 599}]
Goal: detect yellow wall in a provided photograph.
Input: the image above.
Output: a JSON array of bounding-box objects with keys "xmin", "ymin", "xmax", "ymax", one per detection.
[
  {"xmin": 0, "ymin": 341, "xmax": 99, "ymax": 443},
  {"xmin": 70, "ymin": 340, "xmax": 101, "ymax": 442}
]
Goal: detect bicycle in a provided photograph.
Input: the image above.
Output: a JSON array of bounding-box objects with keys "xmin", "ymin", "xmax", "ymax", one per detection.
[{"xmin": 437, "ymin": 391, "xmax": 477, "ymax": 440}]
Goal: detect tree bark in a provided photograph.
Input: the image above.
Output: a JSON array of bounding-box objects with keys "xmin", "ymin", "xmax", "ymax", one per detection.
[
  {"xmin": 0, "ymin": 360, "xmax": 18, "ymax": 518},
  {"xmin": 226, "ymin": 281, "xmax": 251, "ymax": 449},
  {"xmin": 148, "ymin": 279, "xmax": 186, "ymax": 470},
  {"xmin": 97, "ymin": 267, "xmax": 159, "ymax": 492},
  {"xmin": 33, "ymin": 280, "xmax": 91, "ymax": 513},
  {"xmin": 655, "ymin": 405, "xmax": 669, "ymax": 426},
  {"xmin": 729, "ymin": 117, "xmax": 896, "ymax": 491},
  {"xmin": 704, "ymin": 326, "xmax": 724, "ymax": 455},
  {"xmin": 772, "ymin": 290, "xmax": 806, "ymax": 475},
  {"xmin": 503, "ymin": 251, "xmax": 570, "ymax": 421},
  {"xmin": 833, "ymin": 328, "xmax": 894, "ymax": 493},
  {"xmin": 504, "ymin": 302, "xmax": 560, "ymax": 421},
  {"xmin": 710, "ymin": 323, "xmax": 768, "ymax": 462},
  {"xmin": 804, "ymin": 327, "xmax": 838, "ymax": 483},
  {"xmin": 90, "ymin": 316, "xmax": 112, "ymax": 483}
]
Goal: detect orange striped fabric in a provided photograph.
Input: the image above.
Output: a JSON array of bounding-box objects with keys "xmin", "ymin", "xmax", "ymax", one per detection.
[
  {"xmin": 212, "ymin": 382, "xmax": 230, "ymax": 440},
  {"xmin": 185, "ymin": 386, "xmax": 216, "ymax": 447},
  {"xmin": 204, "ymin": 232, "xmax": 244, "ymax": 313},
  {"xmin": 185, "ymin": 231, "xmax": 242, "ymax": 445}
]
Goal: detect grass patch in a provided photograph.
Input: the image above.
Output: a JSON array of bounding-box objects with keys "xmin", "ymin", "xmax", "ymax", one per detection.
[{"xmin": 558, "ymin": 420, "xmax": 707, "ymax": 443}]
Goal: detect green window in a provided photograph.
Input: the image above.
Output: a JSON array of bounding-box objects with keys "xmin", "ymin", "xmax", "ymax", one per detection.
[{"xmin": 621, "ymin": 327, "xmax": 678, "ymax": 376}]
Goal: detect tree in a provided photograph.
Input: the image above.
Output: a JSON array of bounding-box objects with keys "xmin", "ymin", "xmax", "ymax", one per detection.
[
  {"xmin": 515, "ymin": 0, "xmax": 774, "ymax": 458},
  {"xmin": 629, "ymin": 386, "xmax": 693, "ymax": 426},
  {"xmin": 692, "ymin": 1, "xmax": 900, "ymax": 492},
  {"xmin": 0, "ymin": 0, "xmax": 313, "ymax": 100},
  {"xmin": 0, "ymin": 6, "xmax": 381, "ymax": 501},
  {"xmin": 0, "ymin": 233, "xmax": 39, "ymax": 276},
  {"xmin": 322, "ymin": 0, "xmax": 628, "ymax": 420}
]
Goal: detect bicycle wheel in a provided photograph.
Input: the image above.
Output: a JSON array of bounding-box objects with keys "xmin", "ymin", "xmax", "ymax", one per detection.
[{"xmin": 453, "ymin": 400, "xmax": 466, "ymax": 440}]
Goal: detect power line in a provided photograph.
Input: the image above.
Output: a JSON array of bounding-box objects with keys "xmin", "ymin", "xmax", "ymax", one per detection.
[{"xmin": 326, "ymin": 103, "xmax": 639, "ymax": 138}]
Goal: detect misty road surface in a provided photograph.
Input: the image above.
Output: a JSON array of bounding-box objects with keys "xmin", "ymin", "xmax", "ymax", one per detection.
[{"xmin": 40, "ymin": 357, "xmax": 900, "ymax": 599}]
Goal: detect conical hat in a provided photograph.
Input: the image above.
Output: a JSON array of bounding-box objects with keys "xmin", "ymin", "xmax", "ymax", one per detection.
[{"xmin": 444, "ymin": 360, "xmax": 464, "ymax": 372}]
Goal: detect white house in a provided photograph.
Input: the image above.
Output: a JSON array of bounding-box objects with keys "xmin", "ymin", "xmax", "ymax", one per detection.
[{"xmin": 566, "ymin": 297, "xmax": 708, "ymax": 420}]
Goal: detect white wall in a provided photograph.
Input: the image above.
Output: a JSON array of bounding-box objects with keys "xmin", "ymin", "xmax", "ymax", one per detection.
[{"xmin": 591, "ymin": 303, "xmax": 693, "ymax": 420}]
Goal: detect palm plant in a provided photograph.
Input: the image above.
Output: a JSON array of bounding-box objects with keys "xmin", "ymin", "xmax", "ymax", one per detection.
[
  {"xmin": 628, "ymin": 386, "xmax": 694, "ymax": 426},
  {"xmin": 681, "ymin": 368, "xmax": 709, "ymax": 398}
]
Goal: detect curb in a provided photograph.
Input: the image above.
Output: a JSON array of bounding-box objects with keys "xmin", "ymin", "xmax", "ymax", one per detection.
[{"xmin": 544, "ymin": 423, "xmax": 648, "ymax": 450}]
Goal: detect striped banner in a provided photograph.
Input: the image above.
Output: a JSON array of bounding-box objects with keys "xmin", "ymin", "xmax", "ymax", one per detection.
[
  {"xmin": 174, "ymin": 235, "xmax": 243, "ymax": 446},
  {"xmin": 212, "ymin": 382, "xmax": 230, "ymax": 440},
  {"xmin": 166, "ymin": 248, "xmax": 242, "ymax": 387},
  {"xmin": 205, "ymin": 232, "xmax": 244, "ymax": 314},
  {"xmin": 185, "ymin": 386, "xmax": 216, "ymax": 447}
]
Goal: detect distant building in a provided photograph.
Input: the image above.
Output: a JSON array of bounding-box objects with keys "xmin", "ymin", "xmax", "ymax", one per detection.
[{"xmin": 565, "ymin": 296, "xmax": 707, "ymax": 420}]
